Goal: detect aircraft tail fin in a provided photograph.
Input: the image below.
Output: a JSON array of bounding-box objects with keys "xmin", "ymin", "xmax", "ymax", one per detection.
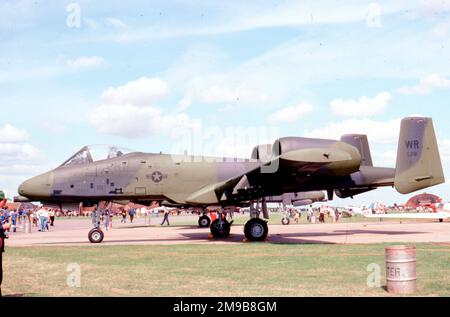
[
  {"xmin": 394, "ymin": 117, "xmax": 445, "ymax": 194},
  {"xmin": 340, "ymin": 134, "xmax": 373, "ymax": 166}
]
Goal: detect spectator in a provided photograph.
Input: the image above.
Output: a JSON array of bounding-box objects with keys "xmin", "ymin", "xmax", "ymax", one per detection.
[
  {"xmin": 306, "ymin": 205, "xmax": 313, "ymax": 223},
  {"xmin": 294, "ymin": 211, "xmax": 300, "ymax": 224},
  {"xmin": 49, "ymin": 209, "xmax": 56, "ymax": 226},
  {"xmin": 10, "ymin": 209, "xmax": 18, "ymax": 232},
  {"xmin": 91, "ymin": 204, "xmax": 100, "ymax": 228},
  {"xmin": 37, "ymin": 208, "xmax": 47, "ymax": 232},
  {"xmin": 121, "ymin": 208, "xmax": 127, "ymax": 223},
  {"xmin": 319, "ymin": 206, "xmax": 325, "ymax": 223},
  {"xmin": 109, "ymin": 210, "xmax": 113, "ymax": 229},
  {"xmin": 160, "ymin": 207, "xmax": 170, "ymax": 226},
  {"xmin": 129, "ymin": 207, "xmax": 136, "ymax": 223},
  {"xmin": 0, "ymin": 222, "xmax": 11, "ymax": 297},
  {"xmin": 44, "ymin": 208, "xmax": 50, "ymax": 231},
  {"xmin": 335, "ymin": 209, "xmax": 340, "ymax": 222},
  {"xmin": 103, "ymin": 208, "xmax": 110, "ymax": 231}
]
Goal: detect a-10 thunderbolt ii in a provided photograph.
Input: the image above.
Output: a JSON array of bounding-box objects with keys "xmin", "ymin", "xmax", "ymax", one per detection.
[{"xmin": 16, "ymin": 117, "xmax": 445, "ymax": 243}]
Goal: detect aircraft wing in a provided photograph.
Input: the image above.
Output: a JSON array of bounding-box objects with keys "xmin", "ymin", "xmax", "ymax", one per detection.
[
  {"xmin": 185, "ymin": 146, "xmax": 359, "ymax": 205},
  {"xmin": 364, "ymin": 212, "xmax": 449, "ymax": 219}
]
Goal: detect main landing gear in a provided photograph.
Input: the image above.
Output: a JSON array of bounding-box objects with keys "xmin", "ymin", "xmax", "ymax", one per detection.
[
  {"xmin": 242, "ymin": 198, "xmax": 269, "ymax": 241},
  {"xmin": 244, "ymin": 218, "xmax": 268, "ymax": 241}
]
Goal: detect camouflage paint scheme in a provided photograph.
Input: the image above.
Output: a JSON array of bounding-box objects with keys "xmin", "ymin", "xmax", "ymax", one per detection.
[{"xmin": 17, "ymin": 117, "xmax": 445, "ymax": 208}]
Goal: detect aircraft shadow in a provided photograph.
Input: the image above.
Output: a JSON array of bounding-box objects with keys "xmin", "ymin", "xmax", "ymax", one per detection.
[{"xmin": 34, "ymin": 228, "xmax": 427, "ymax": 246}]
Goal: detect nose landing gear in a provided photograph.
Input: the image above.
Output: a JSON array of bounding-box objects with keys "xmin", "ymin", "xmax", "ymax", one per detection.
[
  {"xmin": 198, "ymin": 214, "xmax": 211, "ymax": 228},
  {"xmin": 88, "ymin": 228, "xmax": 104, "ymax": 243},
  {"xmin": 210, "ymin": 214, "xmax": 231, "ymax": 238}
]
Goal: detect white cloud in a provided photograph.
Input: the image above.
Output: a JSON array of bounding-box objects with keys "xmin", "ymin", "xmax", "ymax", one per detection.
[
  {"xmin": 106, "ymin": 17, "xmax": 128, "ymax": 29},
  {"xmin": 0, "ymin": 124, "xmax": 29, "ymax": 143},
  {"xmin": 0, "ymin": 124, "xmax": 40, "ymax": 162},
  {"xmin": 89, "ymin": 104, "xmax": 198, "ymax": 138},
  {"xmin": 67, "ymin": 56, "xmax": 104, "ymax": 70},
  {"xmin": 372, "ymin": 150, "xmax": 397, "ymax": 167},
  {"xmin": 88, "ymin": 77, "xmax": 199, "ymax": 138},
  {"xmin": 304, "ymin": 118, "xmax": 401, "ymax": 144},
  {"xmin": 84, "ymin": 18, "xmax": 99, "ymax": 30},
  {"xmin": 0, "ymin": 124, "xmax": 46, "ymax": 196},
  {"xmin": 330, "ymin": 91, "xmax": 392, "ymax": 117},
  {"xmin": 431, "ymin": 20, "xmax": 450, "ymax": 38},
  {"xmin": 101, "ymin": 77, "xmax": 168, "ymax": 106},
  {"xmin": 398, "ymin": 73, "xmax": 450, "ymax": 95},
  {"xmin": 100, "ymin": 1, "xmax": 414, "ymax": 43},
  {"xmin": 0, "ymin": 143, "xmax": 40, "ymax": 161},
  {"xmin": 267, "ymin": 103, "xmax": 314, "ymax": 124},
  {"xmin": 40, "ymin": 122, "xmax": 67, "ymax": 134}
]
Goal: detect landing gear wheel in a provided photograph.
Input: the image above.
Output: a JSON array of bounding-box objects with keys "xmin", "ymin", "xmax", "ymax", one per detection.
[
  {"xmin": 198, "ymin": 215, "xmax": 211, "ymax": 228},
  {"xmin": 281, "ymin": 217, "xmax": 290, "ymax": 225},
  {"xmin": 439, "ymin": 218, "xmax": 443, "ymax": 223},
  {"xmin": 244, "ymin": 218, "xmax": 268, "ymax": 241},
  {"xmin": 210, "ymin": 218, "xmax": 230, "ymax": 238},
  {"xmin": 88, "ymin": 228, "xmax": 104, "ymax": 243}
]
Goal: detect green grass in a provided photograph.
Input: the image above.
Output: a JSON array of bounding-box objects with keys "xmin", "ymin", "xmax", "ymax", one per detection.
[{"xmin": 3, "ymin": 243, "xmax": 450, "ymax": 297}]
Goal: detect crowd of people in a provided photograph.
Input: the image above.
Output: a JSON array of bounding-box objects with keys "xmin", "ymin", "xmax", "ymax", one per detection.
[
  {"xmin": 284, "ymin": 205, "xmax": 341, "ymax": 224},
  {"xmin": 0, "ymin": 206, "xmax": 59, "ymax": 233}
]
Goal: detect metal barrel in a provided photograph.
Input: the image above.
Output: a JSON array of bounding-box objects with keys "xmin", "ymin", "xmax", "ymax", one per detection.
[{"xmin": 385, "ymin": 245, "xmax": 416, "ymax": 294}]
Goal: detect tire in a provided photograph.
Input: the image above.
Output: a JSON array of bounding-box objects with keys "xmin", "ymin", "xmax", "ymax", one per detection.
[
  {"xmin": 210, "ymin": 218, "xmax": 230, "ymax": 238},
  {"xmin": 88, "ymin": 228, "xmax": 104, "ymax": 243},
  {"xmin": 281, "ymin": 217, "xmax": 290, "ymax": 225},
  {"xmin": 244, "ymin": 218, "xmax": 268, "ymax": 241},
  {"xmin": 198, "ymin": 215, "xmax": 211, "ymax": 228},
  {"xmin": 439, "ymin": 218, "xmax": 443, "ymax": 223}
]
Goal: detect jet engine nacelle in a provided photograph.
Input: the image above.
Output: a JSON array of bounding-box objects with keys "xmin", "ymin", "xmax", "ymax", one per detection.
[
  {"xmin": 272, "ymin": 137, "xmax": 339, "ymax": 155},
  {"xmin": 251, "ymin": 144, "xmax": 273, "ymax": 163}
]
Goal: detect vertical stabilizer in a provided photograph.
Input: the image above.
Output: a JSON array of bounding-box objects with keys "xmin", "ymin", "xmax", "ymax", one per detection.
[
  {"xmin": 341, "ymin": 134, "xmax": 373, "ymax": 166},
  {"xmin": 394, "ymin": 117, "xmax": 445, "ymax": 194}
]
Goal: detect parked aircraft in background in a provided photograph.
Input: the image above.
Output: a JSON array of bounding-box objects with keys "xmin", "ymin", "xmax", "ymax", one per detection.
[
  {"xmin": 365, "ymin": 201, "xmax": 450, "ymax": 222},
  {"xmin": 16, "ymin": 117, "xmax": 445, "ymax": 242}
]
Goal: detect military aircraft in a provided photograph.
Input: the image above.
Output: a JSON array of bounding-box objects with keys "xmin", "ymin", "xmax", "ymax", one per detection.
[{"xmin": 16, "ymin": 117, "xmax": 445, "ymax": 243}]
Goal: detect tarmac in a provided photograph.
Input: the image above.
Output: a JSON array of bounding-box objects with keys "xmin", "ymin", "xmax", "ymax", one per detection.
[{"xmin": 5, "ymin": 214, "xmax": 450, "ymax": 247}]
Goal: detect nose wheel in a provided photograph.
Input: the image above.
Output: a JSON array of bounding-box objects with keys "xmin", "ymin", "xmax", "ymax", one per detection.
[
  {"xmin": 210, "ymin": 218, "xmax": 231, "ymax": 238},
  {"xmin": 281, "ymin": 217, "xmax": 290, "ymax": 225},
  {"xmin": 88, "ymin": 228, "xmax": 104, "ymax": 243},
  {"xmin": 198, "ymin": 215, "xmax": 211, "ymax": 228}
]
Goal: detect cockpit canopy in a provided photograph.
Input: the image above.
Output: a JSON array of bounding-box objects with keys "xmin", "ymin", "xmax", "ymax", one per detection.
[{"xmin": 60, "ymin": 145, "xmax": 134, "ymax": 167}]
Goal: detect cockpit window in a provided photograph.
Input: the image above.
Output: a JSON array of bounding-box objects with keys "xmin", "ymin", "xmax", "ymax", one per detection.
[{"xmin": 60, "ymin": 145, "xmax": 133, "ymax": 167}]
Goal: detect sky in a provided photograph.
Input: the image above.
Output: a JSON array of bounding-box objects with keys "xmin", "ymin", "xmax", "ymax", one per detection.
[{"xmin": 1, "ymin": 0, "xmax": 450, "ymax": 206}]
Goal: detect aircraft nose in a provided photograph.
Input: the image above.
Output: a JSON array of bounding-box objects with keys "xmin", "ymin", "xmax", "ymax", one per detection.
[{"xmin": 18, "ymin": 172, "xmax": 53, "ymax": 200}]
